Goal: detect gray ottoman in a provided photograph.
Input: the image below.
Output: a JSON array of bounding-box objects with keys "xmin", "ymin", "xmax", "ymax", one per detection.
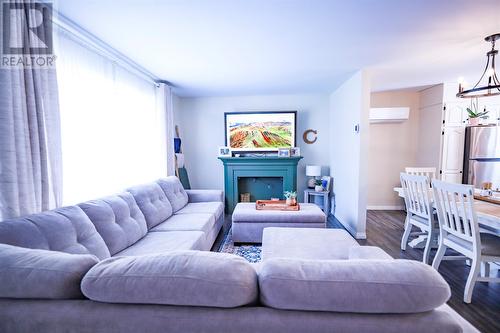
[
  {"xmin": 262, "ymin": 227, "xmax": 359, "ymax": 261},
  {"xmin": 232, "ymin": 203, "xmax": 326, "ymax": 243}
]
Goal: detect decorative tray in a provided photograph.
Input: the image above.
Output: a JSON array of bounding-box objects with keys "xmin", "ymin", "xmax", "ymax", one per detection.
[{"xmin": 255, "ymin": 200, "xmax": 300, "ymax": 211}]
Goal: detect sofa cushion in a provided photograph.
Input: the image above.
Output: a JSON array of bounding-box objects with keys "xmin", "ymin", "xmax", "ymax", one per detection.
[
  {"xmin": 175, "ymin": 202, "xmax": 224, "ymax": 220},
  {"xmin": 81, "ymin": 251, "xmax": 258, "ymax": 308},
  {"xmin": 262, "ymin": 228, "xmax": 358, "ymax": 261},
  {"xmin": 78, "ymin": 193, "xmax": 148, "ymax": 255},
  {"xmin": 185, "ymin": 189, "xmax": 224, "ymax": 203},
  {"xmin": 156, "ymin": 177, "xmax": 188, "ymax": 213},
  {"xmin": 114, "ymin": 231, "xmax": 204, "ymax": 256},
  {"xmin": 0, "ymin": 206, "xmax": 110, "ymax": 260},
  {"xmin": 150, "ymin": 213, "xmax": 215, "ymax": 234},
  {"xmin": 126, "ymin": 183, "xmax": 173, "ymax": 229},
  {"xmin": 0, "ymin": 244, "xmax": 98, "ymax": 299},
  {"xmin": 348, "ymin": 246, "xmax": 393, "ymax": 260},
  {"xmin": 259, "ymin": 258, "xmax": 451, "ymax": 314}
]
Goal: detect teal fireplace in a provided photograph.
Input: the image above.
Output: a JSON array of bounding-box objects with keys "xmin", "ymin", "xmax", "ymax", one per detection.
[{"xmin": 218, "ymin": 157, "xmax": 302, "ymax": 213}]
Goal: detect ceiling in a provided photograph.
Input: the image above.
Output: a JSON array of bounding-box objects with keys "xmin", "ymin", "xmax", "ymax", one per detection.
[{"xmin": 57, "ymin": 0, "xmax": 500, "ymax": 97}]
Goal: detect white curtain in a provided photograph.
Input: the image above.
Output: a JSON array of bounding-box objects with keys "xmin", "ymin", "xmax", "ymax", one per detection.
[
  {"xmin": 56, "ymin": 31, "xmax": 168, "ymax": 204},
  {"xmin": 157, "ymin": 82, "xmax": 176, "ymax": 176},
  {"xmin": 0, "ymin": 2, "xmax": 62, "ymax": 220}
]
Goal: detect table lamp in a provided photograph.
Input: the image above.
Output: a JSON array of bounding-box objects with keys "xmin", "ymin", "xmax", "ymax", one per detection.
[{"xmin": 306, "ymin": 165, "xmax": 321, "ymax": 188}]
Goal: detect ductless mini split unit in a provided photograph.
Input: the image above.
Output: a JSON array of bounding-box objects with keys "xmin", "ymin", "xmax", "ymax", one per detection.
[{"xmin": 369, "ymin": 107, "xmax": 410, "ymax": 123}]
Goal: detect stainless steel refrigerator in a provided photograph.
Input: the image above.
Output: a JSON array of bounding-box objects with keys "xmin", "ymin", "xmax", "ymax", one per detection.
[{"xmin": 463, "ymin": 125, "xmax": 500, "ymax": 191}]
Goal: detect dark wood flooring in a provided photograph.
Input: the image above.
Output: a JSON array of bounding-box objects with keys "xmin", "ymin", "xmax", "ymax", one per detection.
[{"xmin": 212, "ymin": 211, "xmax": 499, "ymax": 333}]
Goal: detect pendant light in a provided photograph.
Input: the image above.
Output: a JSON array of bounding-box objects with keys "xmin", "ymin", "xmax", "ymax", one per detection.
[{"xmin": 457, "ymin": 33, "xmax": 500, "ymax": 98}]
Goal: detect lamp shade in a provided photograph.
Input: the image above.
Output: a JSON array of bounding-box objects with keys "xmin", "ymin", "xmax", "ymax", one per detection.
[{"xmin": 306, "ymin": 165, "xmax": 321, "ymax": 177}]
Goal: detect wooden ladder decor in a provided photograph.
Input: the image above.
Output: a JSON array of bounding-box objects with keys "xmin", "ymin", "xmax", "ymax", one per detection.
[{"xmin": 175, "ymin": 125, "xmax": 191, "ymax": 189}]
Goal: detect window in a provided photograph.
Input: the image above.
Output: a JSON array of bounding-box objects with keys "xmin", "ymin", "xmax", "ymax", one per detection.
[{"xmin": 56, "ymin": 31, "xmax": 166, "ymax": 204}]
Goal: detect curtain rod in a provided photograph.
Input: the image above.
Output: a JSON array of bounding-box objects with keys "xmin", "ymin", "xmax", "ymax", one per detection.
[{"xmin": 51, "ymin": 10, "xmax": 169, "ymax": 86}]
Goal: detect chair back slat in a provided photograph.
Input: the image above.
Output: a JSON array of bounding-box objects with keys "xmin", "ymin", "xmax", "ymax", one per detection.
[
  {"xmin": 457, "ymin": 191, "xmax": 472, "ymax": 238},
  {"xmin": 450, "ymin": 192, "xmax": 465, "ymax": 236},
  {"xmin": 405, "ymin": 167, "xmax": 437, "ymax": 180},
  {"xmin": 440, "ymin": 190, "xmax": 454, "ymax": 231},
  {"xmin": 431, "ymin": 180, "xmax": 479, "ymax": 244},
  {"xmin": 400, "ymin": 173, "xmax": 431, "ymax": 219}
]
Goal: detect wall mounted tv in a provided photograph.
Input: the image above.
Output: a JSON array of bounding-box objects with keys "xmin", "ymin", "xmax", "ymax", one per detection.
[{"xmin": 225, "ymin": 111, "xmax": 297, "ymax": 152}]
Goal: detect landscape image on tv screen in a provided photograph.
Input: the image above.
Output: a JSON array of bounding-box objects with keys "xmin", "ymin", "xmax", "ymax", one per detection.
[{"xmin": 225, "ymin": 112, "xmax": 296, "ymax": 151}]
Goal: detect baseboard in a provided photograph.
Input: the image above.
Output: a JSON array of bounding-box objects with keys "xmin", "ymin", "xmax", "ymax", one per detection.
[
  {"xmin": 366, "ymin": 205, "xmax": 404, "ymax": 210},
  {"xmin": 354, "ymin": 231, "xmax": 367, "ymax": 239},
  {"xmin": 336, "ymin": 219, "xmax": 367, "ymax": 240}
]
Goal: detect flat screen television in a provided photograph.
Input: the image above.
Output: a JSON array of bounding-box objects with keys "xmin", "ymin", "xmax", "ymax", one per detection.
[{"xmin": 225, "ymin": 111, "xmax": 297, "ymax": 152}]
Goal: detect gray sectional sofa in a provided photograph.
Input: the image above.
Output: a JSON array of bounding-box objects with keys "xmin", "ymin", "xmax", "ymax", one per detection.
[
  {"xmin": 0, "ymin": 177, "xmax": 224, "ymax": 257},
  {"xmin": 0, "ymin": 176, "xmax": 462, "ymax": 332}
]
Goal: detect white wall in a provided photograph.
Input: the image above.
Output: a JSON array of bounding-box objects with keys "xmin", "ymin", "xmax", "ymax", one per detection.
[
  {"xmin": 329, "ymin": 70, "xmax": 370, "ymax": 239},
  {"xmin": 416, "ymin": 84, "xmax": 443, "ymax": 168},
  {"xmin": 366, "ymin": 85, "xmax": 447, "ymax": 209},
  {"xmin": 174, "ymin": 93, "xmax": 331, "ymax": 201},
  {"xmin": 172, "ymin": 94, "xmax": 182, "ymax": 126},
  {"xmin": 367, "ymin": 90, "xmax": 420, "ymax": 209}
]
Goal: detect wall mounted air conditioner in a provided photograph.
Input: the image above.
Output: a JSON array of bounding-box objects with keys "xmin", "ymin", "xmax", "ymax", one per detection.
[{"xmin": 369, "ymin": 107, "xmax": 410, "ymax": 123}]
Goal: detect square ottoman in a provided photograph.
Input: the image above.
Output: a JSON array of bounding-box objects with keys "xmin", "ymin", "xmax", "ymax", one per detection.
[
  {"xmin": 231, "ymin": 203, "xmax": 326, "ymax": 243},
  {"xmin": 262, "ymin": 227, "xmax": 359, "ymax": 260}
]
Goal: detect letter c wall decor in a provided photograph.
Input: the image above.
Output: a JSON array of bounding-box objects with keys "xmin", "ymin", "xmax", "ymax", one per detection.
[{"xmin": 303, "ymin": 129, "xmax": 317, "ymax": 144}]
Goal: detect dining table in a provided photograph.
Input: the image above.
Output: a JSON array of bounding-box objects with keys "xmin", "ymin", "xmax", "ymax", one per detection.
[{"xmin": 393, "ymin": 187, "xmax": 500, "ymax": 249}]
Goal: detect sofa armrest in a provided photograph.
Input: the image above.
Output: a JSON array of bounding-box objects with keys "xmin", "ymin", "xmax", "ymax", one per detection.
[{"xmin": 185, "ymin": 190, "xmax": 224, "ymax": 203}]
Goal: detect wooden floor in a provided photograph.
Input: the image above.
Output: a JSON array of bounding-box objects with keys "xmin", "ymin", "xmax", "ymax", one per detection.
[{"xmin": 213, "ymin": 211, "xmax": 499, "ymax": 332}]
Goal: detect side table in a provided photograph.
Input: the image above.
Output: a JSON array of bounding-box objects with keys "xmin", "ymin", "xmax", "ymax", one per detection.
[{"xmin": 304, "ymin": 189, "xmax": 330, "ymax": 215}]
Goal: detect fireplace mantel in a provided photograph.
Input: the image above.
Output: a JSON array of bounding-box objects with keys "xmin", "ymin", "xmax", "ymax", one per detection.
[{"xmin": 218, "ymin": 156, "xmax": 302, "ymax": 213}]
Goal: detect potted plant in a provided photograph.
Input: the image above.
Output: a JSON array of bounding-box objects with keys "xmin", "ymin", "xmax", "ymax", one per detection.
[
  {"xmin": 284, "ymin": 191, "xmax": 297, "ymax": 206},
  {"xmin": 314, "ymin": 180, "xmax": 323, "ymax": 192},
  {"xmin": 467, "ymin": 98, "xmax": 489, "ymax": 126}
]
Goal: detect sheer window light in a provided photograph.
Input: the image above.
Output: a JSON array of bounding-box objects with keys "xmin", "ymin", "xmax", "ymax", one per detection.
[{"xmin": 56, "ymin": 31, "xmax": 166, "ymax": 204}]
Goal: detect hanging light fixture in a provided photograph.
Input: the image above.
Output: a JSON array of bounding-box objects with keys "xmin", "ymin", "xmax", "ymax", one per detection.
[{"xmin": 457, "ymin": 33, "xmax": 500, "ymax": 98}]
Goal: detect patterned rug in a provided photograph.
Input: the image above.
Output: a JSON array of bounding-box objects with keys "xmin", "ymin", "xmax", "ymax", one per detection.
[{"xmin": 218, "ymin": 228, "xmax": 262, "ymax": 263}]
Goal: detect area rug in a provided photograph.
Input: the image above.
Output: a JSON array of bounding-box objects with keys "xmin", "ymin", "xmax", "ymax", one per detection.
[{"xmin": 218, "ymin": 228, "xmax": 262, "ymax": 263}]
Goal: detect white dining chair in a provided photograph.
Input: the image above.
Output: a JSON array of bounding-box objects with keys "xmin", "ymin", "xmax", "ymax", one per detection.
[
  {"xmin": 400, "ymin": 173, "xmax": 438, "ymax": 264},
  {"xmin": 405, "ymin": 167, "xmax": 437, "ymax": 180},
  {"xmin": 431, "ymin": 180, "xmax": 500, "ymax": 303}
]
